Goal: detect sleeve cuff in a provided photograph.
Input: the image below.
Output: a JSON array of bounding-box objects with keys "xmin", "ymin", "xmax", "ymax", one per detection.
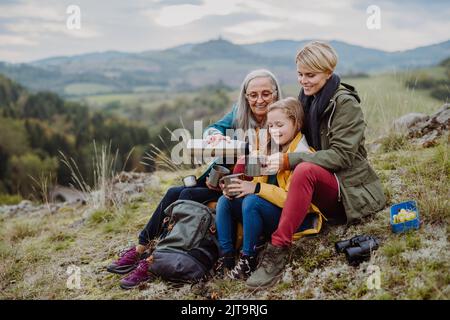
[{"xmin": 282, "ymin": 153, "xmax": 290, "ymax": 170}]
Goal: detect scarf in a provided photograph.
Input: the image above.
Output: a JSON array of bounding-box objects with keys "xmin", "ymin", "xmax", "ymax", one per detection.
[{"xmin": 299, "ymin": 73, "xmax": 340, "ymax": 150}]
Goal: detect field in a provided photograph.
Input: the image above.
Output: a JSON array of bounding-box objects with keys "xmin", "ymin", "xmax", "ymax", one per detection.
[
  {"xmin": 0, "ymin": 66, "xmax": 448, "ymax": 300},
  {"xmin": 0, "ymin": 133, "xmax": 448, "ymax": 299},
  {"xmin": 76, "ymin": 68, "xmax": 445, "ymax": 141}
]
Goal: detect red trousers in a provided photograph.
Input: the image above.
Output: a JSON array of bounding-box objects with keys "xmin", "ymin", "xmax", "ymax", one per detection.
[{"xmin": 271, "ymin": 162, "xmax": 347, "ymax": 247}]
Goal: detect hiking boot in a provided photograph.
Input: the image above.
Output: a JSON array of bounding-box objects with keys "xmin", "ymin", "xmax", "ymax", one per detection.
[
  {"xmin": 246, "ymin": 243, "xmax": 289, "ymax": 289},
  {"xmin": 227, "ymin": 254, "xmax": 257, "ymax": 280},
  {"xmin": 120, "ymin": 259, "xmax": 154, "ymax": 290},
  {"xmin": 214, "ymin": 253, "xmax": 236, "ymax": 278},
  {"xmin": 106, "ymin": 247, "xmax": 141, "ymax": 275}
]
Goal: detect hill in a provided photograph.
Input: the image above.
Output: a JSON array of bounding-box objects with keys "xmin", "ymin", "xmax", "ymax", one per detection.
[
  {"xmin": 0, "ymin": 39, "xmax": 449, "ymax": 96},
  {"xmin": 0, "ymin": 74, "xmax": 151, "ymax": 197},
  {"xmin": 0, "ymin": 122, "xmax": 448, "ymax": 299}
]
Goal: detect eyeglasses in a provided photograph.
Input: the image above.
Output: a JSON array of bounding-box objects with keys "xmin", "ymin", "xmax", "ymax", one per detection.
[{"xmin": 245, "ymin": 90, "xmax": 275, "ymax": 102}]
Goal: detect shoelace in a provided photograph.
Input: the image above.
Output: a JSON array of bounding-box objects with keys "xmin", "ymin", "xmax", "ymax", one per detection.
[
  {"xmin": 214, "ymin": 257, "xmax": 226, "ymax": 272},
  {"xmin": 118, "ymin": 247, "xmax": 133, "ymax": 257},
  {"xmin": 132, "ymin": 260, "xmax": 148, "ymax": 277},
  {"xmin": 229, "ymin": 258, "xmax": 250, "ymax": 278},
  {"xmin": 260, "ymin": 250, "xmax": 277, "ymax": 269}
]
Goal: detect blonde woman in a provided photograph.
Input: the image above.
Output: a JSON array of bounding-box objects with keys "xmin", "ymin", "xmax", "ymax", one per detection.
[{"xmin": 247, "ymin": 41, "xmax": 386, "ymax": 289}]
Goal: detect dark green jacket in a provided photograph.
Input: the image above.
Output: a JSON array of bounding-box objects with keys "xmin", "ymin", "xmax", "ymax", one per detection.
[{"xmin": 288, "ymin": 83, "xmax": 386, "ymax": 223}]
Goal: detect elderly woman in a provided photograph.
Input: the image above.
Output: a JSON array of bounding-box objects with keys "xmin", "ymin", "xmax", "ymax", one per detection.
[
  {"xmin": 247, "ymin": 42, "xmax": 386, "ymax": 289},
  {"xmin": 107, "ymin": 69, "xmax": 282, "ymax": 289}
]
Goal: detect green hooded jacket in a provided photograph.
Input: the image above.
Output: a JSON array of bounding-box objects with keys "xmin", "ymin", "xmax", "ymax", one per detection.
[{"xmin": 288, "ymin": 83, "xmax": 386, "ymax": 224}]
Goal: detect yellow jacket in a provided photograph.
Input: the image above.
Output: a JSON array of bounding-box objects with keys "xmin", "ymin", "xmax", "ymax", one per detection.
[
  {"xmin": 251, "ymin": 132, "xmax": 324, "ymax": 239},
  {"xmin": 252, "ymin": 132, "xmax": 305, "ymax": 208}
]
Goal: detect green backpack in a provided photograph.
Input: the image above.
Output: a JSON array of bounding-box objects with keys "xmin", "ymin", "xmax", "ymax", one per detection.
[{"xmin": 148, "ymin": 200, "xmax": 219, "ymax": 283}]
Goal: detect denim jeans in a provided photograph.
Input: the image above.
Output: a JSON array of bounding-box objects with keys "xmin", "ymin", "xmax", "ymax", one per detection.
[
  {"xmin": 138, "ymin": 181, "xmax": 221, "ymax": 245},
  {"xmin": 215, "ymin": 194, "xmax": 282, "ymax": 256}
]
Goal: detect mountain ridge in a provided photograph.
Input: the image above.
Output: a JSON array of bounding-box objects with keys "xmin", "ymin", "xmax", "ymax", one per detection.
[{"xmin": 1, "ymin": 38, "xmax": 449, "ymax": 96}]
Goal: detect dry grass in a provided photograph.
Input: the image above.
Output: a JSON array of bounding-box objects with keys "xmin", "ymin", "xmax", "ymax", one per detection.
[{"xmin": 0, "ymin": 139, "xmax": 448, "ymax": 300}]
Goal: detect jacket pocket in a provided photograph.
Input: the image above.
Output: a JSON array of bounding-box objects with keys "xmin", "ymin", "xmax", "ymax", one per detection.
[
  {"xmin": 345, "ymin": 180, "xmax": 385, "ymax": 217},
  {"xmin": 362, "ymin": 180, "xmax": 386, "ymax": 212},
  {"xmin": 340, "ymin": 160, "xmax": 375, "ymax": 187}
]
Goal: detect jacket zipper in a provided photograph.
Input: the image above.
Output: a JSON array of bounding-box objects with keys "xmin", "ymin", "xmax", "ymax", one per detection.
[{"xmin": 334, "ymin": 173, "xmax": 342, "ymax": 202}]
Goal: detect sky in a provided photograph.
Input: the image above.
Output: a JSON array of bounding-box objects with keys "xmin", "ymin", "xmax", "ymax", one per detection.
[{"xmin": 0, "ymin": 0, "xmax": 449, "ymax": 63}]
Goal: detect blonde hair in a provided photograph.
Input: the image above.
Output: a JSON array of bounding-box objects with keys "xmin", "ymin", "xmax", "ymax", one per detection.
[
  {"xmin": 235, "ymin": 69, "xmax": 282, "ymax": 130},
  {"xmin": 268, "ymin": 97, "xmax": 304, "ymax": 133},
  {"xmin": 295, "ymin": 41, "xmax": 338, "ymax": 73}
]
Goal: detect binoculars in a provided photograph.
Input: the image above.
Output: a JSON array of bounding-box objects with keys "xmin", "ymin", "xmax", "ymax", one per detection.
[{"xmin": 335, "ymin": 235, "xmax": 380, "ymax": 265}]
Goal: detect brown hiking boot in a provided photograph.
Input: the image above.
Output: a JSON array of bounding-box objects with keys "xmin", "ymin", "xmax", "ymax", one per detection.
[{"xmin": 246, "ymin": 243, "xmax": 289, "ymax": 289}]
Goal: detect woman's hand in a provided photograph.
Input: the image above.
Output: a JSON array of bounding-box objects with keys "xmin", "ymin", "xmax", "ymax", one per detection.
[
  {"xmin": 226, "ymin": 179, "xmax": 257, "ymax": 199},
  {"xmin": 205, "ymin": 134, "xmax": 230, "ymax": 147},
  {"xmin": 260, "ymin": 152, "xmax": 285, "ymax": 175}
]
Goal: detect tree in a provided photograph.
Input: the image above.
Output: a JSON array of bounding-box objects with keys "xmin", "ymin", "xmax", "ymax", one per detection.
[{"xmin": 7, "ymin": 153, "xmax": 58, "ymax": 196}]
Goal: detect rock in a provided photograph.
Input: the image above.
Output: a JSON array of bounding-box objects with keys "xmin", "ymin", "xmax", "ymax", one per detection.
[
  {"xmin": 433, "ymin": 104, "xmax": 450, "ymax": 128},
  {"xmin": 18, "ymin": 200, "xmax": 33, "ymax": 208},
  {"xmin": 417, "ymin": 130, "xmax": 440, "ymax": 148},
  {"xmin": 49, "ymin": 186, "xmax": 86, "ymax": 203},
  {"xmin": 409, "ymin": 104, "xmax": 449, "ymax": 135},
  {"xmin": 392, "ymin": 113, "xmax": 429, "ymax": 131},
  {"xmin": 405, "ymin": 104, "xmax": 450, "ymax": 147}
]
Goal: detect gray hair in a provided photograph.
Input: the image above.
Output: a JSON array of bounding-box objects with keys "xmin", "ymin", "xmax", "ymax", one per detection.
[{"xmin": 234, "ymin": 69, "xmax": 282, "ymax": 130}]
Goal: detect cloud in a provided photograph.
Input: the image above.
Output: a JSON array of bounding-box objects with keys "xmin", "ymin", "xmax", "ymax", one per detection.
[
  {"xmin": 0, "ymin": 0, "xmax": 101, "ymax": 50},
  {"xmin": 224, "ymin": 21, "xmax": 282, "ymax": 36},
  {"xmin": 5, "ymin": 20, "xmax": 100, "ymax": 39},
  {"xmin": 0, "ymin": 34, "xmax": 38, "ymax": 46},
  {"xmin": 0, "ymin": 2, "xmax": 62, "ymax": 21},
  {"xmin": 146, "ymin": 0, "xmax": 335, "ymax": 28},
  {"xmin": 146, "ymin": 0, "xmax": 241, "ymax": 27},
  {"xmin": 0, "ymin": 0, "xmax": 448, "ymax": 62},
  {"xmin": 0, "ymin": 49, "xmax": 28, "ymax": 62}
]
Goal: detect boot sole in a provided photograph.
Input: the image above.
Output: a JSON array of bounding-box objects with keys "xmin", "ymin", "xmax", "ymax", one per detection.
[
  {"xmin": 106, "ymin": 252, "xmax": 150, "ymax": 275},
  {"xmin": 120, "ymin": 282, "xmax": 141, "ymax": 290},
  {"xmin": 120, "ymin": 276, "xmax": 154, "ymax": 290},
  {"xmin": 246, "ymin": 272, "xmax": 282, "ymax": 290},
  {"xmin": 106, "ymin": 264, "xmax": 138, "ymax": 275}
]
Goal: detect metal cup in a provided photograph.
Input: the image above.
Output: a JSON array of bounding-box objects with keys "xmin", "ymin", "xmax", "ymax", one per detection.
[
  {"xmin": 220, "ymin": 173, "xmax": 244, "ymax": 197},
  {"xmin": 244, "ymin": 155, "xmax": 266, "ymax": 177},
  {"xmin": 208, "ymin": 165, "xmax": 231, "ymax": 187},
  {"xmin": 182, "ymin": 175, "xmax": 197, "ymax": 187}
]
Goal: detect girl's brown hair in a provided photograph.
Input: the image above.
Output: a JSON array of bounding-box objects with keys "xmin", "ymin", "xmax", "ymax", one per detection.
[{"xmin": 267, "ymin": 97, "xmax": 304, "ymax": 133}]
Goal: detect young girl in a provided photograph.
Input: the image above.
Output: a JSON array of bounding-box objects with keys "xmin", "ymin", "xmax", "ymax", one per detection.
[{"xmin": 215, "ymin": 97, "xmax": 314, "ymax": 280}]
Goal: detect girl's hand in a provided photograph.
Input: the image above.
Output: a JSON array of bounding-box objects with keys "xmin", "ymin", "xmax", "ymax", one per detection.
[
  {"xmin": 205, "ymin": 177, "xmax": 222, "ymax": 192},
  {"xmin": 226, "ymin": 179, "xmax": 256, "ymax": 199},
  {"xmin": 206, "ymin": 134, "xmax": 230, "ymax": 147},
  {"xmin": 261, "ymin": 152, "xmax": 285, "ymax": 175}
]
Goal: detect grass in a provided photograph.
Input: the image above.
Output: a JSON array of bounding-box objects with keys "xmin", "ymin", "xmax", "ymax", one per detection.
[
  {"xmin": 64, "ymin": 83, "xmax": 116, "ymax": 96},
  {"xmin": 0, "ymin": 70, "xmax": 448, "ymax": 299},
  {"xmin": 75, "ymin": 68, "xmax": 444, "ymax": 142},
  {"xmin": 0, "ymin": 194, "xmax": 23, "ymax": 205},
  {"xmin": 277, "ymin": 70, "xmax": 443, "ymax": 141},
  {"xmin": 0, "ymin": 136, "xmax": 448, "ymax": 300}
]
